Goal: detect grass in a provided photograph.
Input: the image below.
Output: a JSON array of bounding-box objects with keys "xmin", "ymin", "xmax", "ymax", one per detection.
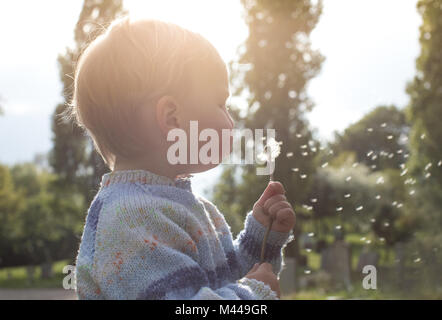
[
  {"xmin": 285, "ymin": 233, "xmax": 442, "ymax": 300},
  {"xmin": 0, "ymin": 260, "xmax": 71, "ymax": 289}
]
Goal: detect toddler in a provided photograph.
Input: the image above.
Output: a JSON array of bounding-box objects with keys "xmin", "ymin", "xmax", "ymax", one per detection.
[{"xmin": 72, "ymin": 17, "xmax": 295, "ymax": 300}]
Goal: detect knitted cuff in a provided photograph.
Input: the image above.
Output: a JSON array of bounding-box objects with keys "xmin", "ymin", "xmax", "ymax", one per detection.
[
  {"xmin": 237, "ymin": 277, "xmax": 279, "ymax": 300},
  {"xmin": 242, "ymin": 211, "xmax": 294, "ymax": 253}
]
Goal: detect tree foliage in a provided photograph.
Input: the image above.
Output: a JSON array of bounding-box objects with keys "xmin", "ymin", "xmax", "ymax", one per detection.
[
  {"xmin": 333, "ymin": 105, "xmax": 409, "ymax": 171},
  {"xmin": 407, "ymin": 0, "xmax": 442, "ymax": 184}
]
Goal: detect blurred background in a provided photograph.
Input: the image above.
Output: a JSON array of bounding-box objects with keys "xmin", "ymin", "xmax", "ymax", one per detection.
[{"xmin": 0, "ymin": 0, "xmax": 441, "ymax": 299}]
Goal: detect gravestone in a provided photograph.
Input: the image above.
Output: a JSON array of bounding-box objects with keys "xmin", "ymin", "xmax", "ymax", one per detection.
[
  {"xmin": 279, "ymin": 257, "xmax": 296, "ymax": 296},
  {"xmin": 320, "ymin": 240, "xmax": 352, "ymax": 290},
  {"xmin": 357, "ymin": 247, "xmax": 379, "ymax": 272}
]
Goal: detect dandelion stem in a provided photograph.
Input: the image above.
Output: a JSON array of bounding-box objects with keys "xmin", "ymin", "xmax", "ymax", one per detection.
[{"xmin": 260, "ymin": 216, "xmax": 274, "ymax": 263}]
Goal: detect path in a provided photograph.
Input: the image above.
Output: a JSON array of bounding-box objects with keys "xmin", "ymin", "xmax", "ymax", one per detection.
[{"xmin": 0, "ymin": 288, "xmax": 77, "ymax": 300}]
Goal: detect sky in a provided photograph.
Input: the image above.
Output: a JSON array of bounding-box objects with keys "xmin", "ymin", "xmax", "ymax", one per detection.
[{"xmin": 0, "ymin": 0, "xmax": 421, "ymax": 196}]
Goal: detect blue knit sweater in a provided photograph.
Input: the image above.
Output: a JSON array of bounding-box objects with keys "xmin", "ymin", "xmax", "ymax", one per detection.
[{"xmin": 75, "ymin": 169, "xmax": 294, "ymax": 300}]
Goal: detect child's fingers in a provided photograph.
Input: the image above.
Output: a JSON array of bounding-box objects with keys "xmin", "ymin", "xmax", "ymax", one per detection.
[
  {"xmin": 251, "ymin": 263, "xmax": 260, "ymax": 273},
  {"xmin": 246, "ymin": 263, "xmax": 260, "ymax": 276},
  {"xmin": 268, "ymin": 201, "xmax": 292, "ymax": 218},
  {"xmin": 263, "ymin": 194, "xmax": 287, "ymax": 212},
  {"xmin": 255, "ymin": 181, "xmax": 285, "ymax": 207},
  {"xmin": 274, "ymin": 207, "xmax": 296, "ymax": 226},
  {"xmin": 257, "ymin": 262, "xmax": 274, "ymax": 273}
]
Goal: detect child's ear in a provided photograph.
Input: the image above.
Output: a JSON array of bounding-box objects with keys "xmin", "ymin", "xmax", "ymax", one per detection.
[{"xmin": 156, "ymin": 96, "xmax": 181, "ymax": 137}]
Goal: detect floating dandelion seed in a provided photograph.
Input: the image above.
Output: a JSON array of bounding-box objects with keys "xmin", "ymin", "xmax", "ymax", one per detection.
[
  {"xmin": 344, "ymin": 193, "xmax": 351, "ymax": 198},
  {"xmin": 388, "ymin": 153, "xmax": 394, "ymax": 159},
  {"xmin": 306, "ymin": 248, "xmax": 312, "ymax": 253},
  {"xmin": 370, "ymin": 218, "xmax": 376, "ymax": 223},
  {"xmin": 352, "ymin": 162, "xmax": 359, "ymax": 168},
  {"xmin": 321, "ymin": 162, "xmax": 329, "ymax": 168},
  {"xmin": 424, "ymin": 163, "xmax": 432, "ymax": 171},
  {"xmin": 300, "ymin": 174, "xmax": 307, "ymax": 179},
  {"xmin": 310, "ymin": 198, "xmax": 318, "ymax": 203},
  {"xmin": 304, "ymin": 270, "xmax": 311, "ymax": 274},
  {"xmin": 291, "ymin": 168, "xmax": 299, "ymax": 172},
  {"xmin": 356, "ymin": 206, "xmax": 363, "ymax": 211},
  {"xmin": 366, "ymin": 240, "xmax": 372, "ymax": 244},
  {"xmin": 335, "ymin": 225, "xmax": 342, "ymax": 230},
  {"xmin": 371, "ymin": 165, "xmax": 377, "ymax": 170},
  {"xmin": 400, "ymin": 163, "xmax": 406, "ymax": 169},
  {"xmin": 302, "ymin": 152, "xmax": 308, "ymax": 157},
  {"xmin": 438, "ymin": 160, "xmax": 442, "ymax": 167},
  {"xmin": 396, "ymin": 149, "xmax": 403, "ymax": 154},
  {"xmin": 367, "ymin": 127, "xmax": 373, "ymax": 132},
  {"xmin": 376, "ymin": 176, "xmax": 385, "ymax": 184},
  {"xmin": 397, "ymin": 203, "xmax": 403, "ymax": 208},
  {"xmin": 308, "ymin": 232, "xmax": 315, "ymax": 237},
  {"xmin": 414, "ymin": 258, "xmax": 421, "ymax": 263},
  {"xmin": 379, "ymin": 237, "xmax": 385, "ymax": 242},
  {"xmin": 381, "ymin": 123, "xmax": 387, "ymax": 128},
  {"xmin": 361, "ymin": 237, "xmax": 366, "ymax": 241},
  {"xmin": 392, "ymin": 201, "xmax": 397, "ymax": 206},
  {"xmin": 286, "ymin": 152, "xmax": 294, "ymax": 158},
  {"xmin": 384, "ymin": 222, "xmax": 390, "ymax": 227},
  {"xmin": 425, "ymin": 172, "xmax": 431, "ymax": 179},
  {"xmin": 400, "ymin": 169, "xmax": 408, "ymax": 176},
  {"xmin": 367, "ymin": 151, "xmax": 374, "ymax": 157},
  {"xmin": 375, "ymin": 195, "xmax": 381, "ymax": 200},
  {"xmin": 409, "ymin": 190, "xmax": 416, "ymax": 196},
  {"xmin": 345, "ymin": 176, "xmax": 352, "ymax": 182},
  {"xmin": 420, "ymin": 134, "xmax": 425, "ymax": 140},
  {"xmin": 336, "ymin": 207, "xmax": 343, "ymax": 212},
  {"xmin": 296, "ymin": 133, "xmax": 302, "ymax": 138},
  {"xmin": 387, "ymin": 135, "xmax": 394, "ymax": 140},
  {"xmin": 301, "ymin": 144, "xmax": 308, "ymax": 149}
]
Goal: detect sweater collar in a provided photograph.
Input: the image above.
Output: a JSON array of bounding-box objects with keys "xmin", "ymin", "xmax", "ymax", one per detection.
[{"xmin": 101, "ymin": 169, "xmax": 193, "ymax": 192}]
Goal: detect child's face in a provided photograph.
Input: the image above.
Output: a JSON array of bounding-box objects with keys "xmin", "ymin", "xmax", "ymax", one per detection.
[{"xmin": 177, "ymin": 64, "xmax": 234, "ymax": 173}]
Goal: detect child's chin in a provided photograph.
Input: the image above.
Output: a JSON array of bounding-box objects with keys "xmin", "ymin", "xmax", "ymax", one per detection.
[{"xmin": 182, "ymin": 162, "xmax": 221, "ymax": 174}]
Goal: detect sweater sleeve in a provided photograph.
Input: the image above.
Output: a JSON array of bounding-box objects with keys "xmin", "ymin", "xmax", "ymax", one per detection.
[
  {"xmin": 233, "ymin": 211, "xmax": 294, "ymax": 278},
  {"xmin": 90, "ymin": 194, "xmax": 278, "ymax": 300},
  {"xmin": 195, "ymin": 196, "xmax": 294, "ymax": 281}
]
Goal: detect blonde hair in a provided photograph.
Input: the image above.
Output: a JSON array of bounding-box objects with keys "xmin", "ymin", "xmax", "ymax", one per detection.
[{"xmin": 67, "ymin": 16, "xmax": 226, "ymax": 170}]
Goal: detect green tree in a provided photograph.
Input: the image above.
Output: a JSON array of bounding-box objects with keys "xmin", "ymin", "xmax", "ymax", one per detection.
[
  {"xmin": 213, "ymin": 0, "xmax": 324, "ymax": 260},
  {"xmin": 0, "ymin": 165, "xmax": 23, "ymax": 267},
  {"xmin": 333, "ymin": 105, "xmax": 409, "ymax": 171},
  {"xmin": 405, "ymin": 0, "xmax": 442, "ymax": 289},
  {"xmin": 50, "ymin": 0, "xmax": 125, "ymax": 202},
  {"xmin": 4, "ymin": 163, "xmax": 84, "ymax": 274},
  {"xmin": 407, "ymin": 0, "xmax": 442, "ymax": 184}
]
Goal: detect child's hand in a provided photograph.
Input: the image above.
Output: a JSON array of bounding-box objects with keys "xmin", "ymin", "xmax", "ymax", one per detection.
[
  {"xmin": 253, "ymin": 181, "xmax": 295, "ymax": 233},
  {"xmin": 245, "ymin": 263, "xmax": 280, "ymax": 298}
]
